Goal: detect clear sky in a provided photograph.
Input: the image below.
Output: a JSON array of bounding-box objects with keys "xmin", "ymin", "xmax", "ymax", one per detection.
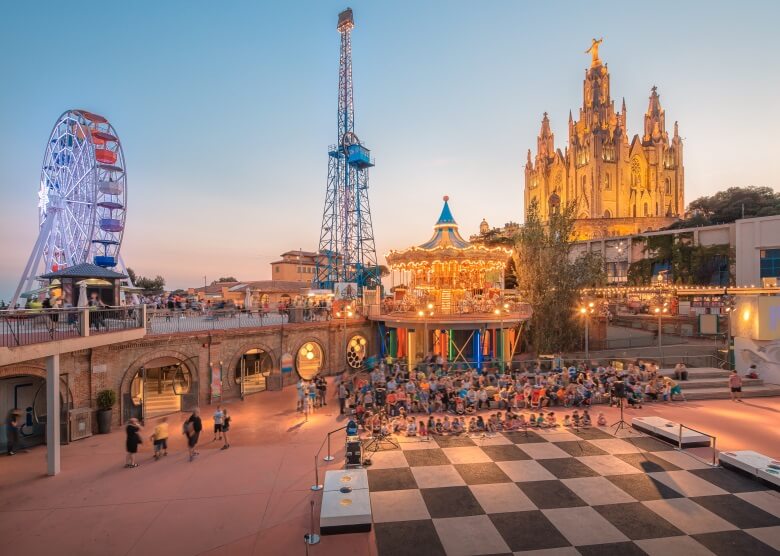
[{"xmin": 1, "ymin": 0, "xmax": 779, "ymax": 300}]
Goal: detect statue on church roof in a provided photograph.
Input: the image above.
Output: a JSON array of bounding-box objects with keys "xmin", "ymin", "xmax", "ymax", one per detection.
[{"xmin": 585, "ymin": 37, "xmax": 603, "ymax": 67}]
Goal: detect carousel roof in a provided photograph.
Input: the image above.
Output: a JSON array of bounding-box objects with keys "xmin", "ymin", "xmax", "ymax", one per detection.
[{"xmin": 386, "ymin": 196, "xmax": 511, "ymax": 267}]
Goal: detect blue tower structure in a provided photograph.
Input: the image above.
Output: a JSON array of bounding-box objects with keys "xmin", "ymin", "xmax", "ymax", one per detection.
[{"xmin": 316, "ymin": 7, "xmax": 379, "ymax": 293}]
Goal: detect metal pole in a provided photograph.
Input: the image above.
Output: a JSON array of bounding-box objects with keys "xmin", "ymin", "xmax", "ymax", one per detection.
[
  {"xmin": 584, "ymin": 317, "xmax": 589, "ymax": 362},
  {"xmin": 711, "ymin": 435, "xmax": 717, "ymax": 466},
  {"xmin": 304, "ymin": 499, "xmax": 320, "ymax": 545},
  {"xmin": 311, "ymin": 454, "xmax": 323, "ymax": 491},
  {"xmin": 678, "ymin": 424, "xmax": 683, "ymax": 451},
  {"xmin": 323, "ymin": 431, "xmax": 335, "ymax": 462}
]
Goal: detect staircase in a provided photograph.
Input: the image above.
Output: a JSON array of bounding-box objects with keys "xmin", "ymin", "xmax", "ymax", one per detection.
[
  {"xmin": 659, "ymin": 368, "xmax": 780, "ymax": 400},
  {"xmin": 144, "ymin": 386, "xmax": 181, "ymax": 418}
]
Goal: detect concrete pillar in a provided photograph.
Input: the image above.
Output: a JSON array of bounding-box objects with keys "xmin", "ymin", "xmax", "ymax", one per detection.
[{"xmin": 46, "ymin": 354, "xmax": 61, "ymax": 476}]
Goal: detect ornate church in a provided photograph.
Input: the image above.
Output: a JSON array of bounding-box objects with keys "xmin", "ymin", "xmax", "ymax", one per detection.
[{"xmin": 523, "ymin": 39, "xmax": 684, "ymax": 239}]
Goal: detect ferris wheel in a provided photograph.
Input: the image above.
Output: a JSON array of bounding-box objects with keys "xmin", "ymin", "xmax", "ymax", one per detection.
[{"xmin": 12, "ymin": 109, "xmax": 128, "ymax": 306}]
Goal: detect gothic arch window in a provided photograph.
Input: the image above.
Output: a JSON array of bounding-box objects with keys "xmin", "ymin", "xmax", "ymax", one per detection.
[
  {"xmin": 632, "ymin": 206, "xmax": 637, "ymax": 218},
  {"xmin": 643, "ymin": 203, "xmax": 649, "ymax": 217},
  {"xmin": 631, "ymin": 158, "xmax": 642, "ymax": 189},
  {"xmin": 603, "ymin": 209, "xmax": 612, "ymax": 218},
  {"xmin": 665, "ymin": 178, "xmax": 672, "ymax": 195},
  {"xmin": 604, "ymin": 174, "xmax": 611, "ymax": 190}
]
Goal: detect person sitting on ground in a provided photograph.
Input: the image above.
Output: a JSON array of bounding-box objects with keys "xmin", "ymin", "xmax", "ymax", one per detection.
[
  {"xmin": 476, "ymin": 415, "xmax": 486, "ymax": 431},
  {"xmin": 535, "ymin": 413, "xmax": 546, "ymax": 428},
  {"xmin": 452, "ymin": 417, "xmax": 463, "ymax": 435},
  {"xmin": 406, "ymin": 418, "xmax": 417, "ymax": 436},
  {"xmin": 442, "ymin": 416, "xmax": 452, "ymax": 434},
  {"xmin": 571, "ymin": 410, "xmax": 581, "ymax": 427},
  {"xmin": 582, "ymin": 409, "xmax": 592, "ymax": 427},
  {"xmin": 517, "ymin": 413, "xmax": 527, "ymax": 429},
  {"xmin": 467, "ymin": 417, "xmax": 478, "ymax": 433},
  {"xmin": 427, "ymin": 415, "xmax": 435, "ymax": 432},
  {"xmin": 528, "ymin": 413, "xmax": 537, "ymax": 427},
  {"xmin": 418, "ymin": 420, "xmax": 427, "ymax": 437},
  {"xmin": 597, "ymin": 412, "xmax": 607, "ymax": 426},
  {"xmin": 546, "ymin": 412, "xmax": 558, "ymax": 428},
  {"xmin": 563, "ymin": 414, "xmax": 571, "ymax": 427}
]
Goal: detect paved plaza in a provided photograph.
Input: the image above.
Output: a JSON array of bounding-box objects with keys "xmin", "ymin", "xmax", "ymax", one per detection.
[{"xmin": 1, "ymin": 382, "xmax": 780, "ymax": 556}]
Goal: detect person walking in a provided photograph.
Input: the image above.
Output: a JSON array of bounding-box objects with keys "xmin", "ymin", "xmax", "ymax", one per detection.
[
  {"xmin": 151, "ymin": 417, "xmax": 169, "ymax": 460},
  {"xmin": 125, "ymin": 418, "xmax": 142, "ymax": 468},
  {"xmin": 5, "ymin": 410, "xmax": 21, "ymax": 456},
  {"xmin": 338, "ymin": 381, "xmax": 348, "ymax": 415},
  {"xmin": 729, "ymin": 370, "xmax": 744, "ymax": 402},
  {"xmin": 213, "ymin": 405, "xmax": 224, "ymax": 441},
  {"xmin": 221, "ymin": 408, "xmax": 231, "ymax": 450},
  {"xmin": 317, "ymin": 376, "xmax": 327, "ymax": 407},
  {"xmin": 296, "ymin": 379, "xmax": 305, "ymax": 412},
  {"xmin": 184, "ymin": 408, "xmax": 202, "ymax": 462}
]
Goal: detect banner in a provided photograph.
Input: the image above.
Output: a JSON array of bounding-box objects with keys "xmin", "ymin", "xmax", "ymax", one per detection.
[
  {"xmin": 280, "ymin": 352, "xmax": 294, "ymax": 374},
  {"xmin": 210, "ymin": 362, "xmax": 222, "ymax": 401}
]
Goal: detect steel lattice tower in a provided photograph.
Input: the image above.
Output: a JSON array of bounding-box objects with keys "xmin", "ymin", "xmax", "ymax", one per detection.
[{"xmin": 316, "ymin": 8, "xmax": 379, "ymax": 293}]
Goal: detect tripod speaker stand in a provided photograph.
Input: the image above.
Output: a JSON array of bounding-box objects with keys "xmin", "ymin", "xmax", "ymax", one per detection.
[{"xmin": 610, "ymin": 381, "xmax": 630, "ymax": 434}]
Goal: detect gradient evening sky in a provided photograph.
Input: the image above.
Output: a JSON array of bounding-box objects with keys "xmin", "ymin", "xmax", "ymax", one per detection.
[{"xmin": 1, "ymin": 0, "xmax": 779, "ymax": 300}]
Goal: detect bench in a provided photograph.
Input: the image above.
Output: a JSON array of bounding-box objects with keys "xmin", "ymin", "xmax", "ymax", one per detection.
[
  {"xmin": 631, "ymin": 416, "xmax": 711, "ymax": 448},
  {"xmin": 719, "ymin": 450, "xmax": 780, "ymax": 489},
  {"xmin": 320, "ymin": 469, "xmax": 372, "ymax": 535}
]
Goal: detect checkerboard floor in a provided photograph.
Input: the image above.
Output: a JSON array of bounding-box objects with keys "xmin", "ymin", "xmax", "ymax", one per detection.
[{"xmin": 364, "ymin": 425, "xmax": 780, "ymax": 556}]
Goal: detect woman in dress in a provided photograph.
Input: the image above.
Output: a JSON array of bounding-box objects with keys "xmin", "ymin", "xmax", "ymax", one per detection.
[{"xmin": 125, "ymin": 418, "xmax": 142, "ymax": 468}]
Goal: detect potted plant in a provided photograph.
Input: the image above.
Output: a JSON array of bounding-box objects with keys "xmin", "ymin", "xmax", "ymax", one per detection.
[{"xmin": 96, "ymin": 389, "xmax": 117, "ymax": 434}]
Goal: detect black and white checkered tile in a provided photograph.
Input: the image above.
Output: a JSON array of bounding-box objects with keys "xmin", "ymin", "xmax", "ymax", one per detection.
[{"xmin": 364, "ymin": 426, "xmax": 780, "ymax": 556}]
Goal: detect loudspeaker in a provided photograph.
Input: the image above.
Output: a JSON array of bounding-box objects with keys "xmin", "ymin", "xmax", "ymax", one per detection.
[{"xmin": 613, "ymin": 380, "xmax": 626, "ymax": 399}]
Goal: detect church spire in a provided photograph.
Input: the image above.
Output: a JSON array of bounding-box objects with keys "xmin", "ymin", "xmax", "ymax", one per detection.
[
  {"xmin": 537, "ymin": 112, "xmax": 554, "ymax": 159},
  {"xmin": 643, "ymin": 85, "xmax": 667, "ymax": 143}
]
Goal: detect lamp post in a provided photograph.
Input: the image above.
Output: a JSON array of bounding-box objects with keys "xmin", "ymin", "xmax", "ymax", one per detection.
[
  {"xmin": 578, "ymin": 301, "xmax": 596, "ymax": 363},
  {"xmin": 722, "ymin": 294, "xmax": 736, "ymax": 370},
  {"xmin": 335, "ymin": 305, "xmax": 353, "ymax": 372},
  {"xmin": 653, "ymin": 302, "xmax": 669, "ymax": 360},
  {"xmin": 418, "ymin": 303, "xmax": 434, "ymax": 363}
]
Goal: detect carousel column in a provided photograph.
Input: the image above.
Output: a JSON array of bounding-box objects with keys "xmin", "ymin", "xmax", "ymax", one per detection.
[{"xmin": 46, "ymin": 354, "xmax": 61, "ymax": 476}]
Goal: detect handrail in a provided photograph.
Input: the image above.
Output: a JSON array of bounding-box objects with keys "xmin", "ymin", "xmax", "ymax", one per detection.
[
  {"xmin": 678, "ymin": 423, "xmax": 718, "ymax": 467},
  {"xmin": 311, "ymin": 424, "xmax": 348, "ymax": 490}
]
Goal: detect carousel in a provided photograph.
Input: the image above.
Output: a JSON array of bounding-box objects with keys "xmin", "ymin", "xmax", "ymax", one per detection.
[{"xmin": 373, "ymin": 196, "xmax": 530, "ymax": 369}]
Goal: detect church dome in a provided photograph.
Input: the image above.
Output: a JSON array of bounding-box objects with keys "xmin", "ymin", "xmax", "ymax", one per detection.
[{"xmin": 479, "ymin": 218, "xmax": 489, "ymax": 234}]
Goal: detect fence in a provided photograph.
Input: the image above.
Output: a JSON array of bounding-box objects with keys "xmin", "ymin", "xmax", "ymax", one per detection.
[
  {"xmin": 146, "ymin": 307, "xmax": 332, "ymax": 335},
  {"xmin": 0, "ymin": 306, "xmax": 145, "ymax": 347}
]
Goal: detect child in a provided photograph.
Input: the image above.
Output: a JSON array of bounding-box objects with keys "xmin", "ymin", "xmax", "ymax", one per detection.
[
  {"xmin": 427, "ymin": 415, "xmax": 436, "ymax": 433},
  {"xmin": 546, "ymin": 412, "xmax": 557, "ymax": 428},
  {"xmin": 406, "ymin": 418, "xmax": 417, "ymax": 436},
  {"xmin": 517, "ymin": 414, "xmax": 527, "ymax": 429},
  {"xmin": 452, "ymin": 418, "xmax": 463, "ymax": 435},
  {"xmin": 572, "ymin": 410, "xmax": 581, "ymax": 428},
  {"xmin": 442, "ymin": 416, "xmax": 452, "ymax": 434},
  {"xmin": 418, "ymin": 420, "xmax": 428, "ymax": 437},
  {"xmin": 151, "ymin": 417, "xmax": 169, "ymax": 460},
  {"xmin": 468, "ymin": 417, "xmax": 478, "ymax": 433},
  {"xmin": 563, "ymin": 415, "xmax": 572, "ymax": 427},
  {"xmin": 434, "ymin": 418, "xmax": 444, "ymax": 435},
  {"xmin": 529, "ymin": 413, "xmax": 537, "ymax": 427},
  {"xmin": 582, "ymin": 409, "xmax": 592, "ymax": 427},
  {"xmin": 535, "ymin": 413, "xmax": 546, "ymax": 428},
  {"xmin": 476, "ymin": 415, "xmax": 486, "ymax": 431},
  {"xmin": 597, "ymin": 412, "xmax": 607, "ymax": 426}
]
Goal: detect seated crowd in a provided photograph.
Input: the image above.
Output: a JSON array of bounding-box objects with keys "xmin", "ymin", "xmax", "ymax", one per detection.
[{"xmin": 339, "ymin": 356, "xmax": 687, "ymax": 434}]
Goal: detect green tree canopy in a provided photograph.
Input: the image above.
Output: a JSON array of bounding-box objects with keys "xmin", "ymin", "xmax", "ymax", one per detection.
[
  {"xmin": 512, "ymin": 199, "xmax": 605, "ymax": 353},
  {"xmin": 127, "ymin": 268, "xmax": 166, "ymax": 292},
  {"xmin": 669, "ymin": 186, "xmax": 780, "ymax": 229}
]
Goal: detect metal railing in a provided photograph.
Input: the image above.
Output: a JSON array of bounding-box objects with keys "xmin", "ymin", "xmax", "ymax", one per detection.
[
  {"xmin": 0, "ymin": 306, "xmax": 145, "ymax": 347},
  {"xmin": 146, "ymin": 307, "xmax": 333, "ymax": 335},
  {"xmin": 678, "ymin": 423, "xmax": 719, "ymax": 467}
]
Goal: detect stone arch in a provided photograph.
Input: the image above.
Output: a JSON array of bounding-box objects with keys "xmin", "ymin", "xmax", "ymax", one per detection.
[
  {"xmin": 119, "ymin": 348, "xmax": 200, "ymax": 398},
  {"xmin": 293, "ymin": 336, "xmax": 328, "ymax": 379},
  {"xmin": 224, "ymin": 340, "xmax": 278, "ymax": 389},
  {"xmin": 0, "ymin": 363, "xmax": 75, "ymax": 412}
]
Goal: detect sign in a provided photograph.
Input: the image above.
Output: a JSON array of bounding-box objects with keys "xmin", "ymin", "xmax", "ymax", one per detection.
[
  {"xmin": 280, "ymin": 352, "xmax": 294, "ymax": 374},
  {"xmin": 334, "ymin": 282, "xmax": 357, "ymax": 301},
  {"xmin": 210, "ymin": 362, "xmax": 222, "ymax": 400}
]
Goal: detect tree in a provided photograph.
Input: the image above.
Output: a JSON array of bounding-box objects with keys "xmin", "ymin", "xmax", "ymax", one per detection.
[
  {"xmin": 669, "ymin": 186, "xmax": 780, "ymax": 229},
  {"xmin": 217, "ymin": 277, "xmax": 237, "ymax": 283},
  {"xmin": 512, "ymin": 199, "xmax": 605, "ymax": 354},
  {"xmin": 126, "ymin": 267, "xmax": 165, "ymax": 292}
]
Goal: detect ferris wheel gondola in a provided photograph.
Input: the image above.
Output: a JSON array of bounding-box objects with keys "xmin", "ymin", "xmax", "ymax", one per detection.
[{"xmin": 11, "ymin": 109, "xmax": 129, "ymax": 307}]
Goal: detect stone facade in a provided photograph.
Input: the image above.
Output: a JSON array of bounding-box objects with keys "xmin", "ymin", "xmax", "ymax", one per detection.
[
  {"xmin": 0, "ymin": 319, "xmax": 374, "ymax": 429},
  {"xmin": 524, "ymin": 43, "xmax": 684, "ymax": 239}
]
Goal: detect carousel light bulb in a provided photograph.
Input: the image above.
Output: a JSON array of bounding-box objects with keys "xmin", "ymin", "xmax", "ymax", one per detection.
[
  {"xmin": 306, "ymin": 351, "xmax": 314, "ymax": 360},
  {"xmin": 347, "ymin": 311, "xmax": 353, "ymax": 317}
]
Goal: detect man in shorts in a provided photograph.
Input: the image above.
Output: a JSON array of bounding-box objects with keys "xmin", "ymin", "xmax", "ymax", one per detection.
[
  {"xmin": 729, "ymin": 370, "xmax": 743, "ymax": 402},
  {"xmin": 213, "ymin": 405, "xmax": 224, "ymax": 441},
  {"xmin": 185, "ymin": 408, "xmax": 202, "ymax": 462}
]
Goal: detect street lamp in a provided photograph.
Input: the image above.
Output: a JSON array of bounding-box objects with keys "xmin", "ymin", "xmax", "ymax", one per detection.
[
  {"xmin": 722, "ymin": 294, "xmax": 736, "ymax": 370},
  {"xmin": 418, "ymin": 303, "xmax": 434, "ymax": 362},
  {"xmin": 335, "ymin": 305, "xmax": 353, "ymax": 372},
  {"xmin": 652, "ymin": 301, "xmax": 669, "ymax": 358},
  {"xmin": 578, "ymin": 301, "xmax": 596, "ymax": 362}
]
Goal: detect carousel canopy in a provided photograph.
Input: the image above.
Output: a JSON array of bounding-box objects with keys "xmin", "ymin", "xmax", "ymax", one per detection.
[{"xmin": 386, "ymin": 196, "xmax": 511, "ymax": 269}]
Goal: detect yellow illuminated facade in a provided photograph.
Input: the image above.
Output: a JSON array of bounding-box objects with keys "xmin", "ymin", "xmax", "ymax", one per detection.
[{"xmin": 524, "ymin": 39, "xmax": 684, "ymax": 239}]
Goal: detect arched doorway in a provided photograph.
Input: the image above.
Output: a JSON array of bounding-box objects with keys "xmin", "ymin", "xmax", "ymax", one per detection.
[
  {"xmin": 297, "ymin": 342, "xmax": 324, "ymax": 380},
  {"xmin": 128, "ymin": 358, "xmax": 194, "ymax": 420},
  {"xmin": 346, "ymin": 335, "xmax": 368, "ymax": 369},
  {"xmin": 0, "ymin": 372, "xmax": 71, "ymax": 451},
  {"xmin": 235, "ymin": 348, "xmax": 273, "ymax": 397}
]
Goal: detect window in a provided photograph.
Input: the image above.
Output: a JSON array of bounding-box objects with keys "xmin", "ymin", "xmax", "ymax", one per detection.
[
  {"xmin": 760, "ymin": 249, "xmax": 780, "ymax": 279},
  {"xmin": 665, "ymin": 178, "xmax": 672, "ymax": 195},
  {"xmin": 603, "ymin": 209, "xmax": 612, "ymax": 218},
  {"xmin": 275, "ymin": 266, "xmax": 279, "ymax": 273},
  {"xmin": 347, "ymin": 335, "xmax": 368, "ymax": 369},
  {"xmin": 604, "ymin": 174, "xmax": 611, "ymax": 190},
  {"xmin": 643, "ymin": 203, "xmax": 649, "ymax": 217},
  {"xmin": 297, "ymin": 342, "xmax": 323, "ymax": 380}
]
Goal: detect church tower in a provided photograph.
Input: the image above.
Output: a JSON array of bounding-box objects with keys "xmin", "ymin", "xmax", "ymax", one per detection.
[{"xmin": 524, "ymin": 39, "xmax": 684, "ymax": 239}]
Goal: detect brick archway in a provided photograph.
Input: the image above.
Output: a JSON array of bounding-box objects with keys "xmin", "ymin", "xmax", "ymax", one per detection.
[
  {"xmin": 224, "ymin": 341, "xmax": 277, "ymax": 389},
  {"xmin": 0, "ymin": 364, "xmax": 75, "ymax": 409},
  {"xmin": 119, "ymin": 348, "xmax": 200, "ymax": 396},
  {"xmin": 293, "ymin": 336, "xmax": 328, "ymax": 379}
]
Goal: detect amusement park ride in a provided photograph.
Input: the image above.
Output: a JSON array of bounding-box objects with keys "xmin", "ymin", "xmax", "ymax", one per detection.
[
  {"xmin": 11, "ymin": 109, "xmax": 130, "ymax": 307},
  {"xmin": 316, "ymin": 8, "xmax": 379, "ymax": 293}
]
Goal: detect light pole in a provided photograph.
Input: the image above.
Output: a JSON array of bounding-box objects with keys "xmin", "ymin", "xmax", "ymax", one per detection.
[
  {"xmin": 653, "ymin": 301, "xmax": 669, "ymax": 359},
  {"xmin": 722, "ymin": 294, "xmax": 735, "ymax": 370},
  {"xmin": 578, "ymin": 301, "xmax": 596, "ymax": 362},
  {"xmin": 335, "ymin": 305, "xmax": 353, "ymax": 372},
  {"xmin": 418, "ymin": 303, "xmax": 434, "ymax": 363}
]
